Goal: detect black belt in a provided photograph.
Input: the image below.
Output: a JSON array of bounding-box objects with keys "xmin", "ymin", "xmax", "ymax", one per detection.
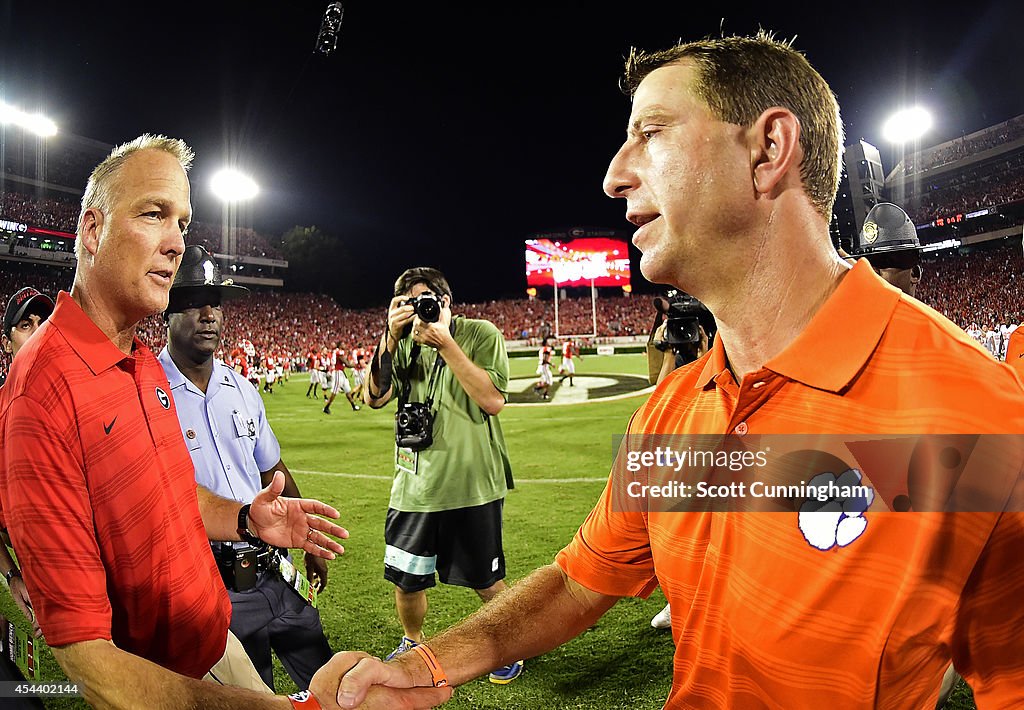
[{"xmin": 211, "ymin": 541, "xmax": 278, "ymax": 593}]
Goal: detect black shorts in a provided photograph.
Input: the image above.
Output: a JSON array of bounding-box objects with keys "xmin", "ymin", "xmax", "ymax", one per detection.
[{"xmin": 384, "ymin": 499, "xmax": 505, "ymax": 592}]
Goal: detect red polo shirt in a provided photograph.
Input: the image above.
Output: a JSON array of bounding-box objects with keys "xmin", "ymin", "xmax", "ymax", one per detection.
[
  {"xmin": 557, "ymin": 261, "xmax": 1024, "ymax": 708},
  {"xmin": 0, "ymin": 292, "xmax": 230, "ymax": 678}
]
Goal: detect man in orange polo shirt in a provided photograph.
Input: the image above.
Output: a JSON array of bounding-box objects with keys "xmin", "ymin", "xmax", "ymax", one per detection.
[
  {"xmin": 333, "ymin": 32, "xmax": 1024, "ymax": 709},
  {"xmin": 0, "ymin": 135, "xmax": 376, "ymax": 709}
]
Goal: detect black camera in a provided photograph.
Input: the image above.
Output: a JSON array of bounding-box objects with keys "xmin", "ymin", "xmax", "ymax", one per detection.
[
  {"xmin": 654, "ymin": 290, "xmax": 716, "ymax": 347},
  {"xmin": 396, "ymin": 402, "xmax": 435, "ymax": 451},
  {"xmin": 404, "ymin": 292, "xmax": 441, "ymax": 323}
]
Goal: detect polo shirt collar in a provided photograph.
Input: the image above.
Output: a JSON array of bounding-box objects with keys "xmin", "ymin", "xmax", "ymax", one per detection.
[
  {"xmin": 694, "ymin": 260, "xmax": 901, "ymax": 393},
  {"xmin": 158, "ymin": 347, "xmax": 225, "ymax": 398},
  {"xmin": 50, "ymin": 291, "xmax": 147, "ymax": 375},
  {"xmin": 695, "ymin": 334, "xmax": 730, "ymax": 389},
  {"xmin": 765, "ymin": 259, "xmax": 900, "ymax": 392}
]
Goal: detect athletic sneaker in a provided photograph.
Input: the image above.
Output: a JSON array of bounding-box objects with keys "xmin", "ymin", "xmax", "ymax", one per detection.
[
  {"xmin": 489, "ymin": 660, "xmax": 523, "ymax": 684},
  {"xmin": 323, "ymin": 406, "xmax": 331, "ymax": 414},
  {"xmin": 385, "ymin": 636, "xmax": 419, "ymax": 662},
  {"xmin": 650, "ymin": 603, "xmax": 672, "ymax": 629}
]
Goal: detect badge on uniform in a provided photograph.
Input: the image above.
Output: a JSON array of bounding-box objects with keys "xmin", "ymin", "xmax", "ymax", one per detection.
[
  {"xmin": 396, "ymin": 446, "xmax": 418, "ymax": 475},
  {"xmin": 232, "ymin": 410, "xmax": 256, "ymax": 439},
  {"xmin": 278, "ymin": 555, "xmax": 318, "ymax": 607},
  {"xmin": 155, "ymin": 387, "xmax": 170, "ymax": 409}
]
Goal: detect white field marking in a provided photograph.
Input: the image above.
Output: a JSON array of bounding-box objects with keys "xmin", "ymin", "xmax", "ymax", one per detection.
[
  {"xmin": 292, "ymin": 469, "xmax": 607, "ymax": 484},
  {"xmin": 506, "ymin": 374, "xmax": 655, "ymax": 407}
]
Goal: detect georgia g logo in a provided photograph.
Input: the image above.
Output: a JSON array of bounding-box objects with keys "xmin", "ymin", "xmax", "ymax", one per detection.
[{"xmin": 155, "ymin": 387, "xmax": 170, "ymax": 410}]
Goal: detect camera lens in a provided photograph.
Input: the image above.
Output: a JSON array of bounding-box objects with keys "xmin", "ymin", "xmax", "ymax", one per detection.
[
  {"xmin": 416, "ymin": 297, "xmax": 441, "ymax": 323},
  {"xmin": 397, "ymin": 412, "xmax": 411, "ymax": 428}
]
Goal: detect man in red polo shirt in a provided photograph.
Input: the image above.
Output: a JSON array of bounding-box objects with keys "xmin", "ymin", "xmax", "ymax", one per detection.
[
  {"xmin": 333, "ymin": 33, "xmax": 1024, "ymax": 709},
  {"xmin": 0, "ymin": 135, "xmax": 365, "ymax": 709}
]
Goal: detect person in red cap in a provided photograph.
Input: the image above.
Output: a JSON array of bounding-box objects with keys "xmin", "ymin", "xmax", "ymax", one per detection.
[
  {"xmin": 0, "ymin": 286, "xmax": 55, "ymax": 679},
  {"xmin": 1, "ymin": 287, "xmax": 55, "ymax": 375},
  {"xmin": 0, "ymin": 286, "xmax": 54, "ymax": 696}
]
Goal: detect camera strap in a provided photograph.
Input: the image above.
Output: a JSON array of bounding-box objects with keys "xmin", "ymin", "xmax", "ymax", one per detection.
[
  {"xmin": 426, "ymin": 356, "xmax": 445, "ymax": 408},
  {"xmin": 398, "ymin": 322, "xmax": 454, "ymax": 409}
]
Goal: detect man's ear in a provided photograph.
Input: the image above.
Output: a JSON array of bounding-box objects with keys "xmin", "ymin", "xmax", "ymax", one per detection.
[
  {"xmin": 749, "ymin": 107, "xmax": 802, "ymax": 197},
  {"xmin": 78, "ymin": 207, "xmax": 105, "ymax": 257}
]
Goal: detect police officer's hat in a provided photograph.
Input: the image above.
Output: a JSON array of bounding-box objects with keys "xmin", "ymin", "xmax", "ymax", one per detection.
[
  {"xmin": 850, "ymin": 203, "xmax": 921, "ymax": 267},
  {"xmin": 166, "ymin": 245, "xmax": 249, "ymax": 312}
]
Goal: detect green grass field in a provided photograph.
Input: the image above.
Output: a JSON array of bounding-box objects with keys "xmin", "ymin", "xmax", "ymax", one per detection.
[{"xmin": 1, "ymin": 352, "xmax": 976, "ymax": 708}]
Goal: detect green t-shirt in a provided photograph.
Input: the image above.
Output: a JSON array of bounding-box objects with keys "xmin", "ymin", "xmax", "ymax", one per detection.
[{"xmin": 389, "ymin": 316, "xmax": 513, "ymax": 512}]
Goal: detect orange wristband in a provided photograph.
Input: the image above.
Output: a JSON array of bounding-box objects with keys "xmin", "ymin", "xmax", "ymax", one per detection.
[
  {"xmin": 288, "ymin": 690, "xmax": 322, "ymax": 709},
  {"xmin": 412, "ymin": 643, "xmax": 449, "ymax": 688}
]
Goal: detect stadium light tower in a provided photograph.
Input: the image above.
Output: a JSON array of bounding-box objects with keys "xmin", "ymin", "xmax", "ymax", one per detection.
[
  {"xmin": 882, "ymin": 107, "xmax": 933, "ymax": 144},
  {"xmin": 212, "ymin": 168, "xmax": 259, "ymax": 257},
  {"xmin": 0, "ymin": 101, "xmax": 57, "ymax": 137},
  {"xmin": 211, "ymin": 169, "xmax": 259, "ymax": 202}
]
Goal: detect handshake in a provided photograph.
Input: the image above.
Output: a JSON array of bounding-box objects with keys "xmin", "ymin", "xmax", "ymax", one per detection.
[{"xmin": 308, "ymin": 650, "xmax": 454, "ymax": 709}]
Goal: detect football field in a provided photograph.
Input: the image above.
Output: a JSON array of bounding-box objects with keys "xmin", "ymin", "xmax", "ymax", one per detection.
[
  {"xmin": 2, "ymin": 351, "xmax": 975, "ymax": 708},
  {"xmin": 264, "ymin": 352, "xmax": 675, "ymax": 708}
]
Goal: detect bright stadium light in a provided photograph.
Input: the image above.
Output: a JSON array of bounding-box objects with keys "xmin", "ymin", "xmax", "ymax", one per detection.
[
  {"xmin": 0, "ymin": 101, "xmax": 57, "ymax": 137},
  {"xmin": 882, "ymin": 107, "xmax": 933, "ymax": 143},
  {"xmin": 211, "ymin": 169, "xmax": 259, "ymax": 202}
]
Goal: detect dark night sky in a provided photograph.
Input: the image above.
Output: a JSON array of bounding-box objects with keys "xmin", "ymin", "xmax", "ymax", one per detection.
[{"xmin": 2, "ymin": 1, "xmax": 1023, "ymax": 304}]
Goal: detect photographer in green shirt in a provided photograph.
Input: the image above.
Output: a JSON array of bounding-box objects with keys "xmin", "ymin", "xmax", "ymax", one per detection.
[{"xmin": 364, "ymin": 267, "xmax": 520, "ymax": 685}]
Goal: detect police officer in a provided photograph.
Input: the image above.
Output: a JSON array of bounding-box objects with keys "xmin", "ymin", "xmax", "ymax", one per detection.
[{"xmin": 159, "ymin": 245, "xmax": 333, "ymax": 691}]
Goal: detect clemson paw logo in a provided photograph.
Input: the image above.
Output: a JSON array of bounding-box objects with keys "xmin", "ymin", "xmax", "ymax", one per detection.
[{"xmin": 798, "ymin": 468, "xmax": 874, "ymax": 551}]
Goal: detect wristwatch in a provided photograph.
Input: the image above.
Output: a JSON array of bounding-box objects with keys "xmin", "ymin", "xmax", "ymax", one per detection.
[
  {"xmin": 236, "ymin": 504, "xmax": 262, "ymax": 545},
  {"xmin": 4, "ymin": 568, "xmax": 21, "ymax": 583}
]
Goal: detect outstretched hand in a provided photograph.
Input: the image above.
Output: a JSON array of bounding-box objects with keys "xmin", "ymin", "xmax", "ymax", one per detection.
[{"xmin": 248, "ymin": 471, "xmax": 349, "ymax": 559}]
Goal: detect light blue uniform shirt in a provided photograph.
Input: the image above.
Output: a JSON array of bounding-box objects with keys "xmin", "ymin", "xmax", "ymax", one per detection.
[{"xmin": 158, "ymin": 348, "xmax": 281, "ymax": 504}]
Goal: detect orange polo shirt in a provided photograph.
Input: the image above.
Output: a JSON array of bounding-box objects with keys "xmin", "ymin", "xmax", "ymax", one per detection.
[
  {"xmin": 1006, "ymin": 325, "xmax": 1024, "ymax": 380},
  {"xmin": 557, "ymin": 260, "xmax": 1024, "ymax": 708}
]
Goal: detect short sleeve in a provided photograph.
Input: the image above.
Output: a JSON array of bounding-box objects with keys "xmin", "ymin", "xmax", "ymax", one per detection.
[
  {"xmin": 555, "ymin": 475, "xmax": 659, "ymax": 598},
  {"xmin": 251, "ymin": 388, "xmax": 282, "ymax": 472},
  {"xmin": 3, "ymin": 395, "xmax": 113, "ymax": 645},
  {"xmin": 468, "ymin": 320, "xmax": 509, "ymax": 397}
]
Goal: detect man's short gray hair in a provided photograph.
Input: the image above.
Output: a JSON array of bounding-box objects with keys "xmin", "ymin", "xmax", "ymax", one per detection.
[{"xmin": 76, "ymin": 134, "xmax": 194, "ymax": 257}]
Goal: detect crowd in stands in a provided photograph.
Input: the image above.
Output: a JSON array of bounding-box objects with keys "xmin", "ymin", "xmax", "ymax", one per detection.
[
  {"xmin": 900, "ymin": 114, "xmax": 1024, "ymax": 176},
  {"xmin": 463, "ymin": 295, "xmax": 651, "ymax": 342},
  {"xmin": 905, "ymin": 149, "xmax": 1024, "ymax": 224},
  {"xmin": 1, "ymin": 189, "xmax": 80, "ymax": 233},
  {"xmin": 4, "ymin": 238, "xmax": 1022, "ymax": 381},
  {"xmin": 0, "ymin": 259, "xmax": 651, "ymax": 379},
  {"xmin": 917, "ymin": 241, "xmax": 1023, "ymax": 333},
  {"xmin": 0, "ymin": 188, "xmax": 283, "ymax": 259}
]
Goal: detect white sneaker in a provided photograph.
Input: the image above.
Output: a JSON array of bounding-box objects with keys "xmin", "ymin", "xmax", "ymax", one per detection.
[{"xmin": 651, "ymin": 603, "xmax": 672, "ymax": 629}]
